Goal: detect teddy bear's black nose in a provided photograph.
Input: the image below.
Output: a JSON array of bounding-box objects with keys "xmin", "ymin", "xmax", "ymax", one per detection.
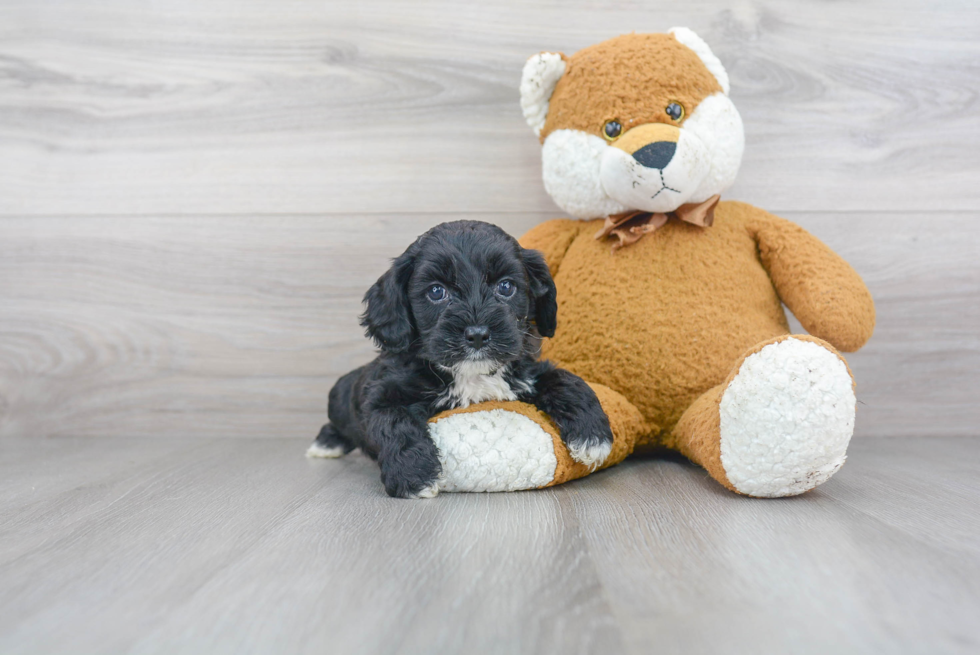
[
  {"xmin": 464, "ymin": 325, "xmax": 490, "ymax": 350},
  {"xmin": 632, "ymin": 141, "xmax": 677, "ymax": 170}
]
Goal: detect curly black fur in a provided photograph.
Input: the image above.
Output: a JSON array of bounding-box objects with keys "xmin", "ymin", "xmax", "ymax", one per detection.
[{"xmin": 312, "ymin": 221, "xmax": 612, "ymax": 498}]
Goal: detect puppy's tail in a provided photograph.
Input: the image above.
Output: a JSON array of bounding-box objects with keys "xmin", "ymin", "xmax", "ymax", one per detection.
[{"xmin": 306, "ymin": 423, "xmax": 356, "ymax": 459}]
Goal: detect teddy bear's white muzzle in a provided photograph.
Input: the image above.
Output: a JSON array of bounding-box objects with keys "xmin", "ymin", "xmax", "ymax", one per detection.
[{"xmin": 599, "ymin": 129, "xmax": 711, "ymax": 213}]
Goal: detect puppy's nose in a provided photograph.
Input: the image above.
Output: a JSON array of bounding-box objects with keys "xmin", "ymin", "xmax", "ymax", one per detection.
[
  {"xmin": 464, "ymin": 326, "xmax": 490, "ymax": 350},
  {"xmin": 632, "ymin": 141, "xmax": 676, "ymax": 170}
]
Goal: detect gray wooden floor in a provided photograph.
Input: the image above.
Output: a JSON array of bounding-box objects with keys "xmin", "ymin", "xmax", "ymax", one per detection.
[{"xmin": 1, "ymin": 436, "xmax": 978, "ymax": 654}]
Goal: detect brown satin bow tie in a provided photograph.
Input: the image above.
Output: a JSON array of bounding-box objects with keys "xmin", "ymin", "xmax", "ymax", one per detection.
[{"xmin": 594, "ymin": 194, "xmax": 721, "ymax": 251}]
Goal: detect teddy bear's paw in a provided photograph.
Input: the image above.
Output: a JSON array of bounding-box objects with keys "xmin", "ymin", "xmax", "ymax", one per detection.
[
  {"xmin": 428, "ymin": 408, "xmax": 558, "ymax": 492},
  {"xmin": 719, "ymin": 337, "xmax": 856, "ymax": 497}
]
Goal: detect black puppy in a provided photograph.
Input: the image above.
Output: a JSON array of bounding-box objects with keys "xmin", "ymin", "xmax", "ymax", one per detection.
[{"xmin": 307, "ymin": 221, "xmax": 613, "ymax": 498}]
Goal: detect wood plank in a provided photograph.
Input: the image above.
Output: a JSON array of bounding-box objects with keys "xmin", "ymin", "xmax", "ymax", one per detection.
[
  {"xmin": 0, "ymin": 436, "xmax": 977, "ymax": 653},
  {"xmin": 1, "ymin": 211, "xmax": 976, "ymax": 440},
  {"xmin": 0, "ymin": 212, "xmax": 540, "ymax": 440},
  {"xmin": 0, "ymin": 436, "xmax": 622, "ymax": 655},
  {"xmin": 566, "ymin": 437, "xmax": 980, "ymax": 654},
  {"xmin": 0, "ymin": 436, "xmax": 208, "ymax": 525},
  {"xmin": 0, "ymin": 0, "xmax": 978, "ymax": 215}
]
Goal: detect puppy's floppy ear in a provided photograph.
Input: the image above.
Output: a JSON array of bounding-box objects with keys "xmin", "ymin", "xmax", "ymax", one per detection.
[
  {"xmin": 522, "ymin": 248, "xmax": 558, "ymax": 338},
  {"xmin": 361, "ymin": 246, "xmax": 418, "ymax": 353}
]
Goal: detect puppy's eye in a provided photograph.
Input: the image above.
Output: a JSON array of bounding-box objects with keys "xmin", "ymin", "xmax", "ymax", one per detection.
[
  {"xmin": 603, "ymin": 120, "xmax": 622, "ymax": 140},
  {"xmin": 665, "ymin": 102, "xmax": 684, "ymax": 121},
  {"xmin": 495, "ymin": 280, "xmax": 515, "ymax": 297},
  {"xmin": 426, "ymin": 285, "xmax": 447, "ymax": 302}
]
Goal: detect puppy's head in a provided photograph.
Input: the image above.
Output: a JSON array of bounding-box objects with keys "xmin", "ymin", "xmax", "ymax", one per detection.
[{"xmin": 361, "ymin": 221, "xmax": 557, "ymax": 367}]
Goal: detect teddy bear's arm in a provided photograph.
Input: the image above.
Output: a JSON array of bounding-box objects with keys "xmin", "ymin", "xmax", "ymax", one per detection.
[
  {"xmin": 519, "ymin": 219, "xmax": 588, "ymax": 277},
  {"xmin": 750, "ymin": 210, "xmax": 876, "ymax": 352}
]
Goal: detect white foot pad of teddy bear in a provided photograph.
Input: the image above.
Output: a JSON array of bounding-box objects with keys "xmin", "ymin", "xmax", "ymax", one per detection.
[
  {"xmin": 428, "ymin": 409, "xmax": 557, "ymax": 493},
  {"xmin": 719, "ymin": 337, "xmax": 856, "ymax": 498}
]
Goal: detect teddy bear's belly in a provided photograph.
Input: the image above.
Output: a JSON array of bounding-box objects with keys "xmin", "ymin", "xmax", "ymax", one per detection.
[{"xmin": 541, "ymin": 220, "xmax": 790, "ymax": 441}]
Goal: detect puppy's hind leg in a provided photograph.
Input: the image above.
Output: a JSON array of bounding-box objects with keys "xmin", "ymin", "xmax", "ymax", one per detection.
[{"xmin": 306, "ymin": 423, "xmax": 356, "ymax": 459}]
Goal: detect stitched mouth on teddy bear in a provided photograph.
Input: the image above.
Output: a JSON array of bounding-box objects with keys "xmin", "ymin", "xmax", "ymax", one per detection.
[{"xmin": 599, "ymin": 128, "xmax": 711, "ymax": 214}]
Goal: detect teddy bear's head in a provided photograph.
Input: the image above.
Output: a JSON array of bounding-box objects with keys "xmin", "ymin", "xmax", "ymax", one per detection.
[{"xmin": 520, "ymin": 28, "xmax": 744, "ymax": 219}]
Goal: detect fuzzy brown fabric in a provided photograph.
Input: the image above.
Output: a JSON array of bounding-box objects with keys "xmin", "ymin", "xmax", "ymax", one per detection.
[
  {"xmin": 430, "ymin": 201, "xmax": 873, "ymax": 492},
  {"xmin": 611, "ymin": 122, "xmax": 680, "ymax": 154},
  {"xmin": 540, "ymin": 32, "xmax": 722, "ymax": 143},
  {"xmin": 667, "ymin": 380, "xmax": 732, "ymax": 490},
  {"xmin": 520, "ymin": 200, "xmax": 875, "ymax": 448},
  {"xmin": 552, "ymin": 382, "xmax": 648, "ymax": 483}
]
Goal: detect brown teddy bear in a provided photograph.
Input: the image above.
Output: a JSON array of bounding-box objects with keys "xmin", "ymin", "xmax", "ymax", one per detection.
[{"xmin": 424, "ymin": 29, "xmax": 875, "ymax": 497}]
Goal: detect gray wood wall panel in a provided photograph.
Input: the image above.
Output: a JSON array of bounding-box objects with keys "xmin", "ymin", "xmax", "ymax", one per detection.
[
  {"xmin": 1, "ymin": 212, "xmax": 976, "ymax": 439},
  {"xmin": 0, "ymin": 1, "xmax": 978, "ymax": 215},
  {"xmin": 0, "ymin": 0, "xmax": 978, "ymax": 440}
]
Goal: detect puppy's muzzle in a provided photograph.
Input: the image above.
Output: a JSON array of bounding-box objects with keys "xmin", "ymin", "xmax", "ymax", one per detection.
[{"xmin": 464, "ymin": 325, "xmax": 490, "ymax": 350}]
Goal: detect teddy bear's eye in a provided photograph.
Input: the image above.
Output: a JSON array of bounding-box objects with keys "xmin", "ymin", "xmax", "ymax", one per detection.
[
  {"xmin": 603, "ymin": 120, "xmax": 622, "ymax": 140},
  {"xmin": 665, "ymin": 102, "xmax": 684, "ymax": 121}
]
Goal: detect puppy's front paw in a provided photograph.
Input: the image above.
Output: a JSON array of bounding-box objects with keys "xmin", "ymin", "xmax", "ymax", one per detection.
[
  {"xmin": 383, "ymin": 475, "xmax": 442, "ymax": 499},
  {"xmin": 568, "ymin": 439, "xmax": 613, "ymax": 470},
  {"xmin": 306, "ymin": 443, "xmax": 346, "ymax": 458},
  {"xmin": 380, "ymin": 452, "xmax": 443, "ymax": 499},
  {"xmin": 412, "ymin": 483, "xmax": 441, "ymax": 499},
  {"xmin": 563, "ymin": 418, "xmax": 614, "ymax": 471}
]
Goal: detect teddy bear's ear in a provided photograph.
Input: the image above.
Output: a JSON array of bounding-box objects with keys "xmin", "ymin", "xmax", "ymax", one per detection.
[
  {"xmin": 668, "ymin": 27, "xmax": 730, "ymax": 95},
  {"xmin": 519, "ymin": 52, "xmax": 567, "ymax": 136}
]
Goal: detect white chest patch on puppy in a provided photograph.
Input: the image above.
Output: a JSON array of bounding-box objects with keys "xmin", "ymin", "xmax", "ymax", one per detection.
[{"xmin": 436, "ymin": 360, "xmax": 518, "ymax": 410}]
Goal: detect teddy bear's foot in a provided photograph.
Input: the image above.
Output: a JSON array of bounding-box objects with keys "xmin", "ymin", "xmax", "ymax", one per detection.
[
  {"xmin": 427, "ymin": 385, "xmax": 645, "ymax": 493},
  {"xmin": 672, "ymin": 335, "xmax": 856, "ymax": 497},
  {"xmin": 428, "ymin": 406, "xmax": 558, "ymax": 492},
  {"xmin": 719, "ymin": 336, "xmax": 856, "ymax": 496}
]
